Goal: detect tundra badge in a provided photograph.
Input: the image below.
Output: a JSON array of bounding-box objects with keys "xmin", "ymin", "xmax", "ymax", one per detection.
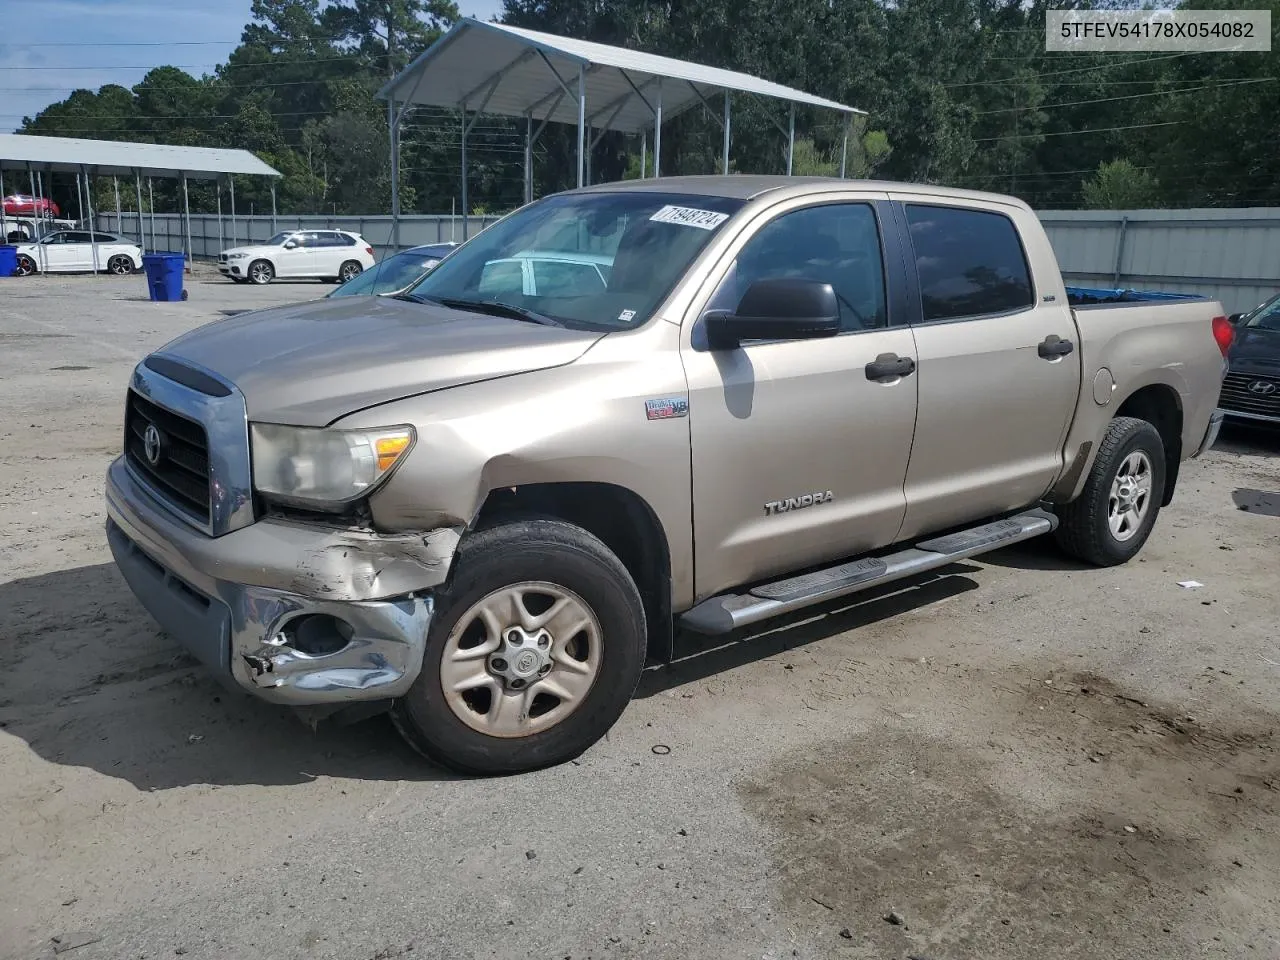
[{"xmin": 764, "ymin": 491, "xmax": 834, "ymax": 515}]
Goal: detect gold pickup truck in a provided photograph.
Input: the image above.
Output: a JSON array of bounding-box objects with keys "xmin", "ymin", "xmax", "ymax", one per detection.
[{"xmin": 105, "ymin": 176, "xmax": 1231, "ymax": 773}]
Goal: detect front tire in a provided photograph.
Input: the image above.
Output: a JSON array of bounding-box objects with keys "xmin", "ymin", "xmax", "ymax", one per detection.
[
  {"xmin": 391, "ymin": 518, "xmax": 647, "ymax": 775},
  {"xmin": 1055, "ymin": 416, "xmax": 1166, "ymax": 566},
  {"xmin": 14, "ymin": 254, "xmax": 37, "ymax": 277},
  {"xmin": 247, "ymin": 259, "xmax": 274, "ymax": 285}
]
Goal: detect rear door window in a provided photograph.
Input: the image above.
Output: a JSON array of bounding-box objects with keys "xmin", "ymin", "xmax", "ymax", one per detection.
[{"xmin": 904, "ymin": 204, "xmax": 1034, "ymax": 322}]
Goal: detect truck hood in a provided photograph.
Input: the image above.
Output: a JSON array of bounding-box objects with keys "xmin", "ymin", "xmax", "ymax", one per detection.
[
  {"xmin": 1228, "ymin": 325, "xmax": 1280, "ymax": 374},
  {"xmin": 155, "ymin": 295, "xmax": 605, "ymax": 426}
]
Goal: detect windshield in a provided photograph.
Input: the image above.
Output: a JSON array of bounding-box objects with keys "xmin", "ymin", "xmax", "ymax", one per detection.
[
  {"xmin": 1243, "ymin": 295, "xmax": 1280, "ymax": 331},
  {"xmin": 330, "ymin": 249, "xmax": 439, "ymax": 298},
  {"xmin": 264, "ymin": 232, "xmax": 295, "ymax": 246},
  {"xmin": 404, "ymin": 191, "xmax": 744, "ymax": 331}
]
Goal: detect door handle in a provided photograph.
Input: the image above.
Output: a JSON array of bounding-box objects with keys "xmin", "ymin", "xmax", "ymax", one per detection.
[
  {"xmin": 865, "ymin": 353, "xmax": 916, "ymax": 381},
  {"xmin": 1038, "ymin": 335, "xmax": 1075, "ymax": 359}
]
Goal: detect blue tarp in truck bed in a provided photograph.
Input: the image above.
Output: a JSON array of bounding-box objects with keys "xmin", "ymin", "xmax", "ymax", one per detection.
[{"xmin": 1066, "ymin": 285, "xmax": 1202, "ymax": 306}]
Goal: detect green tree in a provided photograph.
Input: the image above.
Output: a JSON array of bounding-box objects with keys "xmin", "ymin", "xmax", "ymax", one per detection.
[{"xmin": 1081, "ymin": 159, "xmax": 1161, "ymax": 210}]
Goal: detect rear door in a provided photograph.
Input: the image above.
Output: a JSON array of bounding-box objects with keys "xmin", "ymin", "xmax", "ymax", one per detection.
[
  {"xmin": 313, "ymin": 231, "xmax": 349, "ymax": 277},
  {"xmin": 889, "ymin": 195, "xmax": 1080, "ymax": 540},
  {"xmin": 682, "ymin": 193, "xmax": 920, "ymax": 599}
]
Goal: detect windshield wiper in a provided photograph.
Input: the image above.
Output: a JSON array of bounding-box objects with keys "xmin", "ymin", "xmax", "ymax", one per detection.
[
  {"xmin": 435, "ymin": 297, "xmax": 564, "ymax": 327},
  {"xmin": 390, "ymin": 292, "xmax": 429, "ymax": 304}
]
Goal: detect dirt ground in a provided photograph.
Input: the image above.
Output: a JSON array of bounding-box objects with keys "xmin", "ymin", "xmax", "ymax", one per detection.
[{"xmin": 1, "ymin": 271, "xmax": 1279, "ymax": 960}]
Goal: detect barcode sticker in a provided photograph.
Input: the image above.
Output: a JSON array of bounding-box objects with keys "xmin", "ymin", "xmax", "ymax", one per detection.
[{"xmin": 648, "ymin": 205, "xmax": 730, "ymax": 230}]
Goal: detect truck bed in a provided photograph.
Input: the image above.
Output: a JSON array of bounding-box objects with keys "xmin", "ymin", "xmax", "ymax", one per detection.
[{"xmin": 1066, "ymin": 285, "xmax": 1207, "ymax": 308}]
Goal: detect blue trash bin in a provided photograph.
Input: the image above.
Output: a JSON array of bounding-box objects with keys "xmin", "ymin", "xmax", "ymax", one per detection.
[
  {"xmin": 142, "ymin": 252, "xmax": 188, "ymax": 302},
  {"xmin": 0, "ymin": 245, "xmax": 17, "ymax": 278}
]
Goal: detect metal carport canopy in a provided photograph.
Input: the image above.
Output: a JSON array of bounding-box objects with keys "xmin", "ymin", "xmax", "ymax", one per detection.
[
  {"xmin": 378, "ymin": 18, "xmax": 867, "ymax": 243},
  {"xmin": 0, "ymin": 134, "xmax": 280, "ymax": 179},
  {"xmin": 0, "ymin": 134, "xmax": 281, "ymax": 269},
  {"xmin": 379, "ymin": 18, "xmax": 865, "ymax": 136}
]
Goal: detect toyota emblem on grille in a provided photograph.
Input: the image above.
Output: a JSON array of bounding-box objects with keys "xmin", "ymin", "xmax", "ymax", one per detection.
[
  {"xmin": 143, "ymin": 423, "xmax": 164, "ymax": 465},
  {"xmin": 1249, "ymin": 380, "xmax": 1278, "ymax": 396}
]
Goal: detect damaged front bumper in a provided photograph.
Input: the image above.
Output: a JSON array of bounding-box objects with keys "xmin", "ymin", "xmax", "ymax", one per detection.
[{"xmin": 105, "ymin": 456, "xmax": 457, "ymax": 705}]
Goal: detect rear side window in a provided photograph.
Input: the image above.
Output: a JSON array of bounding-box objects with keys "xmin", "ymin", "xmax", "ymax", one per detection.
[
  {"xmin": 336, "ymin": 233, "xmax": 357, "ymax": 246},
  {"xmin": 905, "ymin": 204, "xmax": 1034, "ymax": 321}
]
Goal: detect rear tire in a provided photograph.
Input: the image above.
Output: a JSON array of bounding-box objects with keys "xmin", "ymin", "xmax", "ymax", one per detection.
[
  {"xmin": 338, "ymin": 260, "xmax": 362, "ymax": 283},
  {"xmin": 107, "ymin": 254, "xmax": 133, "ymax": 276},
  {"xmin": 391, "ymin": 518, "xmax": 647, "ymax": 775},
  {"xmin": 247, "ymin": 259, "xmax": 274, "ymax": 285},
  {"xmin": 1055, "ymin": 416, "xmax": 1166, "ymax": 566}
]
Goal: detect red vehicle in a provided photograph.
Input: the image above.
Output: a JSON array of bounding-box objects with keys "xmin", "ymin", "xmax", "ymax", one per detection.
[{"xmin": 3, "ymin": 194, "xmax": 60, "ymax": 216}]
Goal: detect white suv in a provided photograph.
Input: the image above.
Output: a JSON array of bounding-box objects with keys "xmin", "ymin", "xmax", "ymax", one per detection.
[{"xmin": 218, "ymin": 230, "xmax": 376, "ymax": 285}]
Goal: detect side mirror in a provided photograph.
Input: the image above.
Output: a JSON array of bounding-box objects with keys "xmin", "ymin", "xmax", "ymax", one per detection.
[
  {"xmin": 1227, "ymin": 313, "xmax": 1245, "ymax": 325},
  {"xmin": 283, "ymin": 240, "xmax": 298, "ymax": 250},
  {"xmin": 704, "ymin": 278, "xmax": 841, "ymax": 349}
]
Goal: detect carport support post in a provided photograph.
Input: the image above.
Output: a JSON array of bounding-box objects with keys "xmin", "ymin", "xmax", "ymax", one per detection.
[
  {"xmin": 30, "ymin": 168, "xmax": 45, "ymax": 273},
  {"xmin": 0, "ymin": 168, "xmax": 6, "ymax": 239},
  {"xmin": 228, "ymin": 175, "xmax": 237, "ymax": 249},
  {"xmin": 786, "ymin": 104, "xmax": 796, "ymax": 176},
  {"xmin": 576, "ymin": 65, "xmax": 586, "ymax": 188},
  {"xmin": 181, "ymin": 174, "xmax": 192, "ymax": 272},
  {"xmin": 524, "ymin": 111, "xmax": 533, "ymax": 205},
  {"xmin": 113, "ymin": 176, "xmax": 121, "ymax": 235},
  {"xmin": 653, "ymin": 80, "xmax": 663, "ymax": 179},
  {"xmin": 147, "ymin": 178, "xmax": 155, "ymax": 252},
  {"xmin": 460, "ymin": 109, "xmax": 468, "ymax": 241},
  {"xmin": 722, "ymin": 92, "xmax": 731, "ymax": 175},
  {"xmin": 839, "ymin": 113, "xmax": 850, "ymax": 179},
  {"xmin": 82, "ymin": 166, "xmax": 100, "ymax": 274},
  {"xmin": 388, "ymin": 98, "xmax": 399, "ymax": 253},
  {"xmin": 640, "ymin": 131, "xmax": 647, "ymax": 179},
  {"xmin": 270, "ymin": 180, "xmax": 277, "ymax": 235},
  {"xmin": 216, "ymin": 180, "xmax": 224, "ymax": 253},
  {"xmin": 134, "ymin": 171, "xmax": 144, "ymax": 251}
]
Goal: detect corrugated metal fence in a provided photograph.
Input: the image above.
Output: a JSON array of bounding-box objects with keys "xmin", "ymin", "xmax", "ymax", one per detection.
[
  {"xmin": 94, "ymin": 212, "xmax": 503, "ymax": 262},
  {"xmin": 98, "ymin": 206, "xmax": 1280, "ymax": 316},
  {"xmin": 1039, "ymin": 208, "xmax": 1280, "ymax": 315}
]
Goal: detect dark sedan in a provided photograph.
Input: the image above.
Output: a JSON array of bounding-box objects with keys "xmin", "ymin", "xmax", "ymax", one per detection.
[
  {"xmin": 327, "ymin": 242, "xmax": 456, "ymax": 298},
  {"xmin": 1219, "ymin": 293, "xmax": 1280, "ymax": 427}
]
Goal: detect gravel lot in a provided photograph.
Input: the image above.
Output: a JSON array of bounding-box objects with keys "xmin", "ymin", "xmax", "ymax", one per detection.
[{"xmin": 1, "ymin": 270, "xmax": 1278, "ymax": 960}]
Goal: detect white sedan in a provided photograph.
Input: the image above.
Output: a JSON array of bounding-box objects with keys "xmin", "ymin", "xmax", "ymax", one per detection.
[
  {"xmin": 218, "ymin": 229, "xmax": 376, "ymax": 285},
  {"xmin": 14, "ymin": 231, "xmax": 142, "ymax": 276}
]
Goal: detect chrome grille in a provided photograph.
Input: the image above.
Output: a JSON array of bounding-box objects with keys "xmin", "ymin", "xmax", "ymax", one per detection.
[
  {"xmin": 1220, "ymin": 372, "xmax": 1280, "ymax": 418},
  {"xmin": 124, "ymin": 390, "xmax": 211, "ymax": 522}
]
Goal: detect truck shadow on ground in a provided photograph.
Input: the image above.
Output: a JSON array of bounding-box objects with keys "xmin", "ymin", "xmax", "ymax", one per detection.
[
  {"xmin": 1233, "ymin": 487, "xmax": 1280, "ymax": 518},
  {"xmin": 0, "ymin": 562, "xmax": 461, "ymax": 790},
  {"xmin": 1, "ymin": 560, "xmax": 989, "ymax": 789},
  {"xmin": 637, "ymin": 565, "xmax": 984, "ymax": 698}
]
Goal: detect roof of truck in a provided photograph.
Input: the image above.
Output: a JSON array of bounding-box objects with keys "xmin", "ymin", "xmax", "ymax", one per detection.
[{"xmin": 571, "ymin": 175, "xmax": 1028, "ymax": 208}]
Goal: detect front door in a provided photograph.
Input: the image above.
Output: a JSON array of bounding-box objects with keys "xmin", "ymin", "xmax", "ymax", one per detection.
[
  {"xmin": 275, "ymin": 232, "xmax": 314, "ymax": 277},
  {"xmin": 889, "ymin": 196, "xmax": 1080, "ymax": 540},
  {"xmin": 39, "ymin": 233, "xmax": 77, "ymax": 272},
  {"xmin": 682, "ymin": 195, "xmax": 920, "ymax": 600}
]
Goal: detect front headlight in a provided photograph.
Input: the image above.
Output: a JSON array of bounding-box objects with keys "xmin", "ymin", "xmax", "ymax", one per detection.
[
  {"xmin": 228, "ymin": 252, "xmax": 248, "ymax": 259},
  {"xmin": 250, "ymin": 423, "xmax": 415, "ymax": 507}
]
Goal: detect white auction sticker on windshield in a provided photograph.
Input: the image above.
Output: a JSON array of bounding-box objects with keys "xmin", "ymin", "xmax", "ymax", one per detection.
[{"xmin": 649, "ymin": 205, "xmax": 730, "ymax": 230}]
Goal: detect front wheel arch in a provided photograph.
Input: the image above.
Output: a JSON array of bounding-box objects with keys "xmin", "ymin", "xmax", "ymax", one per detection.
[{"xmin": 470, "ymin": 481, "xmax": 674, "ymax": 665}]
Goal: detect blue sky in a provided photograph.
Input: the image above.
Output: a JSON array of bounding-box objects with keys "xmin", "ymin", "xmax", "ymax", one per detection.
[{"xmin": 1, "ymin": 0, "xmax": 505, "ymax": 133}]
